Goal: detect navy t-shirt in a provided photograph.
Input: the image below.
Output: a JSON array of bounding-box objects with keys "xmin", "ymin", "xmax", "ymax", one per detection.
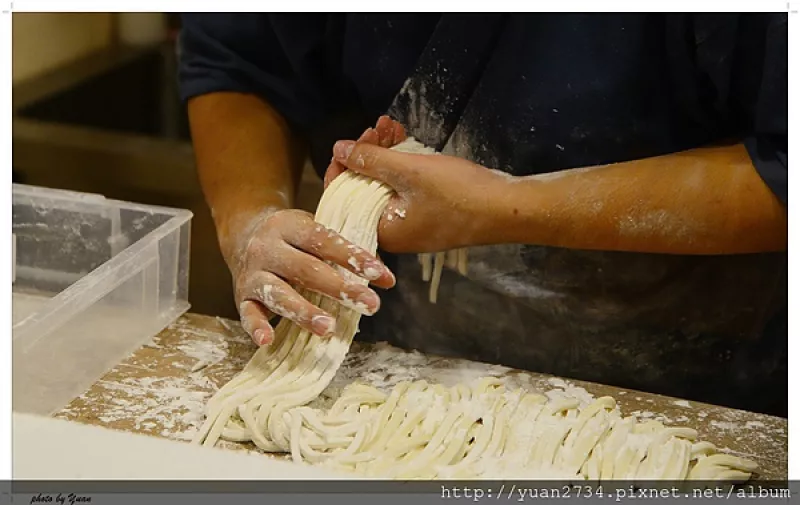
[
  {"xmin": 179, "ymin": 13, "xmax": 787, "ymax": 416},
  {"xmin": 179, "ymin": 13, "xmax": 786, "ymax": 199}
]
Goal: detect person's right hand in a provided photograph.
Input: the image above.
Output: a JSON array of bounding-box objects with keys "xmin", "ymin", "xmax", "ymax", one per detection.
[
  {"xmin": 233, "ymin": 210, "xmax": 395, "ymax": 346},
  {"xmin": 232, "ymin": 122, "xmax": 401, "ymax": 347}
]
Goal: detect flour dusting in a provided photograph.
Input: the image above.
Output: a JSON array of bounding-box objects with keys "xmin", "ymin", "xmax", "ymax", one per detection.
[
  {"xmin": 55, "ymin": 316, "xmax": 251, "ymax": 443},
  {"xmin": 87, "ymin": 374, "xmax": 216, "ymax": 440}
]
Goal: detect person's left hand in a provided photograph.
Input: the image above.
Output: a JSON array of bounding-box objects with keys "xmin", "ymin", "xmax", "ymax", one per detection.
[
  {"xmin": 323, "ymin": 116, "xmax": 407, "ymax": 189},
  {"xmin": 327, "ymin": 139, "xmax": 507, "ymax": 253}
]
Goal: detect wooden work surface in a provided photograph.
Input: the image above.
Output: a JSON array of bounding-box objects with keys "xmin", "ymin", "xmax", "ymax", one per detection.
[{"xmin": 55, "ymin": 313, "xmax": 788, "ymax": 480}]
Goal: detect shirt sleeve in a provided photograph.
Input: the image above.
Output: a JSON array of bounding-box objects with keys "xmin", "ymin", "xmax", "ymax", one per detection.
[
  {"xmin": 178, "ymin": 13, "xmax": 337, "ymax": 131},
  {"xmin": 740, "ymin": 14, "xmax": 787, "ymax": 205}
]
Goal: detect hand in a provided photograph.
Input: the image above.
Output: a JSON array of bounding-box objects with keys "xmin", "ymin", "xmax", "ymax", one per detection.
[
  {"xmin": 232, "ymin": 117, "xmax": 405, "ymax": 347},
  {"xmin": 330, "ymin": 140, "xmax": 507, "ymax": 253},
  {"xmin": 232, "ymin": 209, "xmax": 396, "ymax": 346}
]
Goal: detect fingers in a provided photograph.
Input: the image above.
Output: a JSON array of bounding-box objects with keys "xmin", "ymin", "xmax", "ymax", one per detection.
[
  {"xmin": 375, "ymin": 115, "xmax": 407, "ymax": 147},
  {"xmin": 324, "ymin": 118, "xmax": 408, "ymax": 188},
  {"xmin": 324, "ymin": 127, "xmax": 379, "ymax": 189},
  {"xmin": 392, "ymin": 121, "xmax": 407, "ymax": 145},
  {"xmin": 375, "ymin": 116, "xmax": 395, "ymax": 147},
  {"xmin": 241, "ymin": 271, "xmax": 337, "ymax": 337},
  {"xmin": 239, "ymin": 300, "xmax": 275, "ymax": 346},
  {"xmin": 280, "ymin": 213, "xmax": 396, "ymax": 288},
  {"xmin": 273, "ymin": 246, "xmax": 381, "ymax": 315},
  {"xmin": 332, "ymin": 140, "xmax": 417, "ymax": 188},
  {"xmin": 233, "ymin": 203, "xmax": 398, "ymax": 344},
  {"xmin": 359, "ymin": 126, "xmax": 380, "ymax": 144}
]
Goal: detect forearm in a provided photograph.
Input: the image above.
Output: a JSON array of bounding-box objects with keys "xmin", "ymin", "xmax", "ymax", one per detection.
[
  {"xmin": 188, "ymin": 92, "xmax": 306, "ymax": 261},
  {"xmin": 482, "ymin": 144, "xmax": 787, "ymax": 254}
]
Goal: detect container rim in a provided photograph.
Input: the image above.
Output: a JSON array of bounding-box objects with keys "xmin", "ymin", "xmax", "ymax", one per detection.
[{"xmin": 12, "ymin": 183, "xmax": 193, "ymax": 217}]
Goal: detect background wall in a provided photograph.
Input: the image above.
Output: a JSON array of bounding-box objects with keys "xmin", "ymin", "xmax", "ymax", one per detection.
[{"xmin": 12, "ymin": 13, "xmax": 114, "ymax": 84}]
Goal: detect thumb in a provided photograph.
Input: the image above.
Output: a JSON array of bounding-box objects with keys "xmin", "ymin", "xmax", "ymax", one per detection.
[{"xmin": 332, "ymin": 140, "xmax": 416, "ymax": 188}]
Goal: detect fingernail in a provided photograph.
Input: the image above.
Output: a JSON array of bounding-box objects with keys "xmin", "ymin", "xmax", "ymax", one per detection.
[
  {"xmin": 253, "ymin": 329, "xmax": 264, "ymax": 345},
  {"xmin": 253, "ymin": 328, "xmax": 273, "ymax": 346},
  {"xmin": 362, "ymin": 262, "xmax": 384, "ymax": 280},
  {"xmin": 311, "ymin": 315, "xmax": 336, "ymax": 337},
  {"xmin": 333, "ymin": 140, "xmax": 355, "ymax": 160},
  {"xmin": 357, "ymin": 291, "xmax": 380, "ymax": 315}
]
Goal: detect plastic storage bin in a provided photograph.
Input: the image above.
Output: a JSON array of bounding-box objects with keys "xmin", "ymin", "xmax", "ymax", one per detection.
[{"xmin": 12, "ymin": 184, "xmax": 192, "ymax": 415}]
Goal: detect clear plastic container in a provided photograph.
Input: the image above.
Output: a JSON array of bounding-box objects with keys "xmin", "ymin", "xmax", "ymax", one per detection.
[{"xmin": 12, "ymin": 184, "xmax": 192, "ymax": 415}]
